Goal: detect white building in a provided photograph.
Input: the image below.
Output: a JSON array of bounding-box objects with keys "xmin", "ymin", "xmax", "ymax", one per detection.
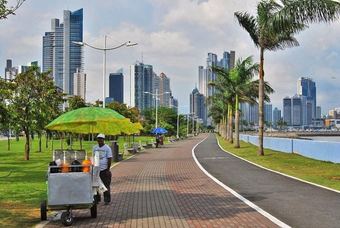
[{"xmin": 73, "ymin": 68, "xmax": 86, "ymax": 100}]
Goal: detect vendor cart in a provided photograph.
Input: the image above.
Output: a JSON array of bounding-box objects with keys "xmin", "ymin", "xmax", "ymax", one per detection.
[
  {"xmin": 42, "ymin": 107, "xmax": 143, "ymax": 226},
  {"xmin": 40, "ymin": 150, "xmax": 103, "ymax": 226}
]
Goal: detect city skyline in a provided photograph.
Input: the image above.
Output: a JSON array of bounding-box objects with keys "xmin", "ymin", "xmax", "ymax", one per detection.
[{"xmin": 1, "ymin": 0, "xmax": 340, "ymax": 114}]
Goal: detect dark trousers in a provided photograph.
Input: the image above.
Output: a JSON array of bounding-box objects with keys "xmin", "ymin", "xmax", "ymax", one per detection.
[{"xmin": 100, "ymin": 169, "xmax": 112, "ymax": 203}]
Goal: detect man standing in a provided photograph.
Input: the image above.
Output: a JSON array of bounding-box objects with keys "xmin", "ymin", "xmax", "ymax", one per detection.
[{"xmin": 93, "ymin": 134, "xmax": 112, "ymax": 205}]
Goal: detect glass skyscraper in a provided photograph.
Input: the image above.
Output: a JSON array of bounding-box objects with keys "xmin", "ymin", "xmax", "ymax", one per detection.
[
  {"xmin": 297, "ymin": 77, "xmax": 316, "ymax": 120},
  {"xmin": 43, "ymin": 9, "xmax": 83, "ymax": 95},
  {"xmin": 108, "ymin": 72, "xmax": 124, "ymax": 103},
  {"xmin": 130, "ymin": 62, "xmax": 154, "ymax": 111}
]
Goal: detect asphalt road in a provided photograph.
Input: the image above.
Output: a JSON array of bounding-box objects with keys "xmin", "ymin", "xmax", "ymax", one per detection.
[{"xmin": 194, "ymin": 134, "xmax": 340, "ymax": 228}]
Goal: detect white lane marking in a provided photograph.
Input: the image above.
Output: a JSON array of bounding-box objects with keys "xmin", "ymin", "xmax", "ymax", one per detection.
[
  {"xmin": 192, "ymin": 135, "xmax": 290, "ymax": 228},
  {"xmin": 216, "ymin": 136, "xmax": 340, "ymax": 194}
]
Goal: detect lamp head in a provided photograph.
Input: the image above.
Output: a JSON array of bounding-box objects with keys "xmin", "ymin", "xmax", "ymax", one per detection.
[
  {"xmin": 126, "ymin": 41, "xmax": 138, "ymax": 47},
  {"xmin": 72, "ymin": 41, "xmax": 84, "ymax": 46}
]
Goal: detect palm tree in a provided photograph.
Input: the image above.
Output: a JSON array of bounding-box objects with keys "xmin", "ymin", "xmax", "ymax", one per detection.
[
  {"xmin": 213, "ymin": 56, "xmax": 274, "ymax": 148},
  {"xmin": 235, "ymin": 0, "xmax": 340, "ymax": 155}
]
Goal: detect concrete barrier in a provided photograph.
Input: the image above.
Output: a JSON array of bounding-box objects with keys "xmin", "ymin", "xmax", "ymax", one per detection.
[{"xmin": 240, "ymin": 134, "xmax": 340, "ymax": 163}]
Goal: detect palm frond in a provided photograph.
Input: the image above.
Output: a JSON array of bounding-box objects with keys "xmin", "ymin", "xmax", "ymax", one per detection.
[{"xmin": 234, "ymin": 11, "xmax": 260, "ymax": 47}]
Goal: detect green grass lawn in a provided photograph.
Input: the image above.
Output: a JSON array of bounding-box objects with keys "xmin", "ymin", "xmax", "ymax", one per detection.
[
  {"xmin": 0, "ymin": 135, "xmax": 157, "ymax": 227},
  {"xmin": 217, "ymin": 135, "xmax": 340, "ymax": 191}
]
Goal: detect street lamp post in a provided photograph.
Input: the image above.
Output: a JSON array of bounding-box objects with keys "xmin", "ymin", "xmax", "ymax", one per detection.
[
  {"xmin": 144, "ymin": 90, "xmax": 170, "ymax": 129},
  {"xmin": 73, "ymin": 38, "xmax": 137, "ymax": 108}
]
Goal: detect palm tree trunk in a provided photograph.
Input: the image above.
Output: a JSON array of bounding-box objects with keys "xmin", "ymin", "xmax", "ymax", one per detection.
[
  {"xmin": 226, "ymin": 106, "xmax": 230, "ymax": 141},
  {"xmin": 228, "ymin": 103, "xmax": 233, "ymax": 144},
  {"xmin": 258, "ymin": 47, "xmax": 265, "ymax": 156},
  {"xmin": 235, "ymin": 95, "xmax": 240, "ymax": 148}
]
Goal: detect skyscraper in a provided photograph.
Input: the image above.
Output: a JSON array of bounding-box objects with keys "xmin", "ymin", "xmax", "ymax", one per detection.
[
  {"xmin": 158, "ymin": 72, "xmax": 171, "ymax": 107},
  {"xmin": 264, "ymin": 103, "xmax": 273, "ymax": 123},
  {"xmin": 283, "ymin": 97, "xmax": 292, "ymax": 126},
  {"xmin": 198, "ymin": 51, "xmax": 236, "ymax": 125},
  {"xmin": 297, "ymin": 77, "xmax": 316, "ymax": 119},
  {"xmin": 43, "ymin": 9, "xmax": 83, "ymax": 94},
  {"xmin": 273, "ymin": 107, "xmax": 281, "ymax": 126},
  {"xmin": 130, "ymin": 62, "xmax": 154, "ymax": 111},
  {"xmin": 198, "ymin": 66, "xmax": 207, "ymax": 97},
  {"xmin": 108, "ymin": 72, "xmax": 124, "ymax": 103},
  {"xmin": 316, "ymin": 106, "xmax": 322, "ymax": 119},
  {"xmin": 73, "ymin": 68, "xmax": 86, "ymax": 100},
  {"xmin": 190, "ymin": 88, "xmax": 205, "ymax": 121},
  {"xmin": 240, "ymin": 102, "xmax": 259, "ymax": 125},
  {"xmin": 4, "ymin": 59, "xmax": 17, "ymax": 80}
]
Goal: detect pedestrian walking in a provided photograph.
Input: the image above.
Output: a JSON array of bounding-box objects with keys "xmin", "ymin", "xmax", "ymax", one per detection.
[{"xmin": 93, "ymin": 133, "xmax": 112, "ymax": 205}]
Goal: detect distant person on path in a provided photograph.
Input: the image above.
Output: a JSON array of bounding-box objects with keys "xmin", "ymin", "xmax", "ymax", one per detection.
[
  {"xmin": 155, "ymin": 134, "xmax": 160, "ymax": 148},
  {"xmin": 93, "ymin": 134, "xmax": 112, "ymax": 205}
]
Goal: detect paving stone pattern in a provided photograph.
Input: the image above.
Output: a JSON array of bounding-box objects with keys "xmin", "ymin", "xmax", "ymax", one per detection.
[{"xmin": 45, "ymin": 134, "xmax": 277, "ymax": 228}]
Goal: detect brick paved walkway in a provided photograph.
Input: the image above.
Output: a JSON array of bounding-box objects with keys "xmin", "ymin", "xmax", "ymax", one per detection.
[{"xmin": 45, "ymin": 134, "xmax": 277, "ymax": 227}]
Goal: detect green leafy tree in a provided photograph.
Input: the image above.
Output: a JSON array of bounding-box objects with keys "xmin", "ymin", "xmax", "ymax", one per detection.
[
  {"xmin": 235, "ymin": 0, "xmax": 340, "ymax": 155},
  {"xmin": 107, "ymin": 101, "xmax": 141, "ymax": 123},
  {"xmin": 0, "ymin": 78, "xmax": 14, "ymax": 150},
  {"xmin": 0, "ymin": 0, "xmax": 26, "ymax": 19},
  {"xmin": 67, "ymin": 95, "xmax": 86, "ymax": 111},
  {"xmin": 142, "ymin": 107, "xmax": 177, "ymax": 135},
  {"xmin": 10, "ymin": 67, "xmax": 63, "ymax": 160},
  {"xmin": 34, "ymin": 71, "xmax": 64, "ymax": 152}
]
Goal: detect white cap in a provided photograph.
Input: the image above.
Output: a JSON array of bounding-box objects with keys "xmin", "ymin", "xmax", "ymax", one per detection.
[{"xmin": 97, "ymin": 133, "xmax": 105, "ymax": 139}]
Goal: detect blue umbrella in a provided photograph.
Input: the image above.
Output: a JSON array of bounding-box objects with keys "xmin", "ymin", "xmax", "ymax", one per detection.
[{"xmin": 151, "ymin": 127, "xmax": 168, "ymax": 134}]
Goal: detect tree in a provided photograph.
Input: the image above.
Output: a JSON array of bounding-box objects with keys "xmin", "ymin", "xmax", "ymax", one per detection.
[
  {"xmin": 142, "ymin": 107, "xmax": 177, "ymax": 135},
  {"xmin": 213, "ymin": 56, "xmax": 274, "ymax": 148},
  {"xmin": 106, "ymin": 101, "xmax": 141, "ymax": 123},
  {"xmin": 10, "ymin": 66, "xmax": 63, "ymax": 160},
  {"xmin": 67, "ymin": 95, "xmax": 86, "ymax": 111},
  {"xmin": 34, "ymin": 71, "xmax": 64, "ymax": 152},
  {"xmin": 277, "ymin": 119, "xmax": 287, "ymax": 130},
  {"xmin": 0, "ymin": 0, "xmax": 26, "ymax": 19},
  {"xmin": 235, "ymin": 0, "xmax": 340, "ymax": 155},
  {"xmin": 0, "ymin": 78, "xmax": 14, "ymax": 150}
]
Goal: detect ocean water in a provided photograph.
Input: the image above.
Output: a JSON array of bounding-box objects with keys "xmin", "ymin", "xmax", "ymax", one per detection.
[{"xmin": 307, "ymin": 136, "xmax": 340, "ymax": 142}]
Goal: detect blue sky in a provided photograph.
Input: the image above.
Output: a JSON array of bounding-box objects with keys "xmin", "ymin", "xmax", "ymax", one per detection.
[{"xmin": 1, "ymin": 0, "xmax": 340, "ymax": 115}]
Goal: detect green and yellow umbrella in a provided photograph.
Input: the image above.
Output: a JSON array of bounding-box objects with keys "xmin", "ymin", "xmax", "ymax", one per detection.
[{"xmin": 45, "ymin": 107, "xmax": 142, "ymax": 135}]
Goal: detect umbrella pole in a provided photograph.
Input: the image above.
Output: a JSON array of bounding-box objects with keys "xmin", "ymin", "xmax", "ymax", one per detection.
[
  {"xmin": 80, "ymin": 134, "xmax": 83, "ymax": 150},
  {"xmin": 70, "ymin": 133, "xmax": 72, "ymax": 149},
  {"xmin": 60, "ymin": 132, "xmax": 63, "ymax": 150},
  {"xmin": 51, "ymin": 132, "xmax": 54, "ymax": 152}
]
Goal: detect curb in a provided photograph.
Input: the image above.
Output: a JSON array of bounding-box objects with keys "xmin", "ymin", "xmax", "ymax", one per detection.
[
  {"xmin": 216, "ymin": 136, "xmax": 340, "ymax": 194},
  {"xmin": 192, "ymin": 135, "xmax": 290, "ymax": 228}
]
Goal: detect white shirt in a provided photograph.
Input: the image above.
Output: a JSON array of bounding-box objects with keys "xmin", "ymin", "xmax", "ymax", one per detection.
[{"xmin": 92, "ymin": 144, "xmax": 113, "ymax": 171}]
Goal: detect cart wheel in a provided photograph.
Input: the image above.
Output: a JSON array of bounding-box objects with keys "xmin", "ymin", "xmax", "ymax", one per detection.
[
  {"xmin": 40, "ymin": 200, "xmax": 47, "ymax": 221},
  {"xmin": 90, "ymin": 203, "xmax": 97, "ymax": 218},
  {"xmin": 61, "ymin": 211, "xmax": 73, "ymax": 226}
]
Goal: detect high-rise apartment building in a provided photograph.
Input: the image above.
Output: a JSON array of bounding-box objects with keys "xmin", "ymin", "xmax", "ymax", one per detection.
[
  {"xmin": 190, "ymin": 88, "xmax": 205, "ymax": 121},
  {"xmin": 130, "ymin": 62, "xmax": 154, "ymax": 111},
  {"xmin": 264, "ymin": 103, "xmax": 273, "ymax": 123},
  {"xmin": 297, "ymin": 77, "xmax": 316, "ymax": 119},
  {"xmin": 73, "ymin": 68, "xmax": 86, "ymax": 100},
  {"xmin": 4, "ymin": 59, "xmax": 17, "ymax": 80},
  {"xmin": 273, "ymin": 107, "xmax": 281, "ymax": 126},
  {"xmin": 198, "ymin": 51, "xmax": 236, "ymax": 125},
  {"xmin": 158, "ymin": 73, "xmax": 171, "ymax": 107},
  {"xmin": 283, "ymin": 97, "xmax": 292, "ymax": 126},
  {"xmin": 240, "ymin": 102, "xmax": 259, "ymax": 125},
  {"xmin": 283, "ymin": 95, "xmax": 310, "ymax": 127},
  {"xmin": 107, "ymin": 72, "xmax": 124, "ymax": 103},
  {"xmin": 316, "ymin": 106, "xmax": 322, "ymax": 119},
  {"xmin": 43, "ymin": 9, "xmax": 83, "ymax": 94}
]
